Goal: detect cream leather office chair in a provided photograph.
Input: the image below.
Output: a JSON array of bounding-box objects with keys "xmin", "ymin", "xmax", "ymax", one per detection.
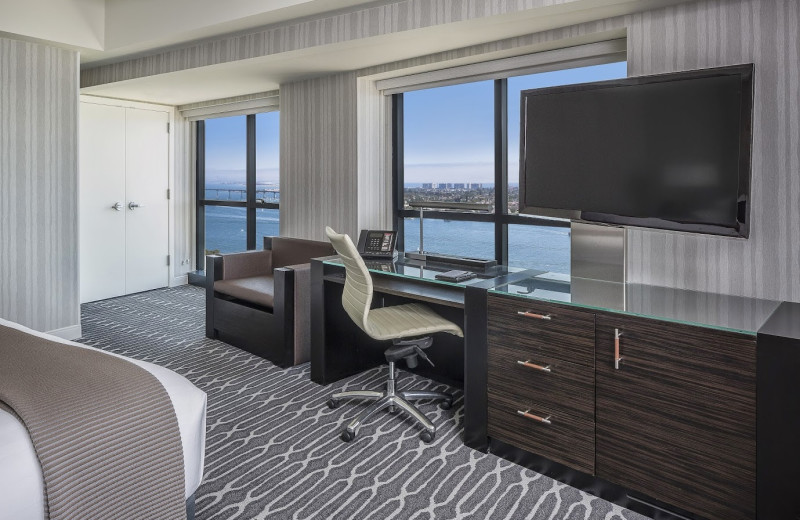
[{"xmin": 325, "ymin": 227, "xmax": 463, "ymax": 443}]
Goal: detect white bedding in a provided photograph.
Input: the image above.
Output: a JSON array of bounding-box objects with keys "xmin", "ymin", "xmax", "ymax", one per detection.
[{"xmin": 0, "ymin": 319, "xmax": 206, "ymax": 520}]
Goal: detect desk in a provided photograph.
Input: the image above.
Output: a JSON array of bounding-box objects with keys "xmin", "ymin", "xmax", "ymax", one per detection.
[{"xmin": 310, "ymin": 254, "xmax": 529, "ymax": 443}]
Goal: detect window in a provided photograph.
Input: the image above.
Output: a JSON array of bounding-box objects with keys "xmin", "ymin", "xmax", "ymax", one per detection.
[
  {"xmin": 394, "ymin": 62, "xmax": 627, "ymax": 275},
  {"xmin": 196, "ymin": 112, "xmax": 279, "ymax": 269}
]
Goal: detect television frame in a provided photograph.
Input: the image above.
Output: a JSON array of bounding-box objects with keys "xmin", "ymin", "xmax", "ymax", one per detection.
[{"xmin": 519, "ymin": 63, "xmax": 755, "ymax": 238}]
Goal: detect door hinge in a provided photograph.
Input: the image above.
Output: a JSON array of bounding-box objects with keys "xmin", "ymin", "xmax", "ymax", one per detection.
[
  {"xmin": 167, "ymin": 188, "xmax": 171, "ymax": 200},
  {"xmin": 167, "ymin": 122, "xmax": 170, "ymax": 133},
  {"xmin": 167, "ymin": 255, "xmax": 171, "ymax": 266}
]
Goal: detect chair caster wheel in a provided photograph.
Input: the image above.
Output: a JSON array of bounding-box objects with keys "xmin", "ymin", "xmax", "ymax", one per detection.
[
  {"xmin": 327, "ymin": 399, "xmax": 339, "ymax": 409},
  {"xmin": 420, "ymin": 430, "xmax": 435, "ymax": 443},
  {"xmin": 341, "ymin": 430, "xmax": 355, "ymax": 442},
  {"xmin": 440, "ymin": 399, "xmax": 453, "ymax": 410}
]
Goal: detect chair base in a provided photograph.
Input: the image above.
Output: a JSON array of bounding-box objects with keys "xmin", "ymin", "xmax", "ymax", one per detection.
[{"xmin": 328, "ymin": 362, "xmax": 452, "ymax": 443}]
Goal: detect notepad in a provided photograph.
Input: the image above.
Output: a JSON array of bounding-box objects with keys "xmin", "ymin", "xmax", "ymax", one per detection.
[{"xmin": 435, "ymin": 270, "xmax": 477, "ymax": 283}]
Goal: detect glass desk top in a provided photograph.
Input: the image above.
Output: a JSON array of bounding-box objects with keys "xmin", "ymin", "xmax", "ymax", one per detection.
[
  {"xmin": 323, "ymin": 254, "xmax": 528, "ymax": 289},
  {"xmin": 490, "ymin": 274, "xmax": 781, "ymax": 335}
]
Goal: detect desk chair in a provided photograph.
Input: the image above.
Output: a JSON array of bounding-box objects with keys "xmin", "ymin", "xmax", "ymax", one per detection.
[{"xmin": 324, "ymin": 227, "xmax": 463, "ymax": 443}]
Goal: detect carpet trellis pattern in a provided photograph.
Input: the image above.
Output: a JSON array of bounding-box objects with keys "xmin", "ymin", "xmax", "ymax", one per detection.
[{"xmin": 78, "ymin": 286, "xmax": 648, "ymax": 520}]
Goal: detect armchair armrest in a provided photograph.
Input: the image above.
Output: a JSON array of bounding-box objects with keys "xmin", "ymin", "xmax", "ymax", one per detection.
[
  {"xmin": 205, "ymin": 250, "xmax": 272, "ymax": 340},
  {"xmin": 285, "ymin": 262, "xmax": 313, "ymax": 364}
]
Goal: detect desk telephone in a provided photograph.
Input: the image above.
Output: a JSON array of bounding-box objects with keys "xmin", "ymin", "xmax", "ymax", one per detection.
[{"xmin": 357, "ymin": 230, "xmax": 398, "ymax": 259}]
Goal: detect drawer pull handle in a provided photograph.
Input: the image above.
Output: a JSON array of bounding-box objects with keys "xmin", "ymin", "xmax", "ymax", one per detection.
[
  {"xmin": 517, "ymin": 410, "xmax": 552, "ymax": 425},
  {"xmin": 517, "ymin": 311, "xmax": 552, "ymax": 320},
  {"xmin": 517, "ymin": 360, "xmax": 552, "ymax": 372},
  {"xmin": 614, "ymin": 328, "xmax": 624, "ymax": 370}
]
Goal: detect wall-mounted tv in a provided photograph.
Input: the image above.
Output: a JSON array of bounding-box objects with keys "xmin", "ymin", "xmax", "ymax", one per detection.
[{"xmin": 519, "ymin": 64, "xmax": 754, "ymax": 238}]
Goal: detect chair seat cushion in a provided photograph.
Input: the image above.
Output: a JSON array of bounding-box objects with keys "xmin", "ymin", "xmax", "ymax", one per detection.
[
  {"xmin": 365, "ymin": 303, "xmax": 463, "ymax": 341},
  {"xmin": 214, "ymin": 276, "xmax": 274, "ymax": 309}
]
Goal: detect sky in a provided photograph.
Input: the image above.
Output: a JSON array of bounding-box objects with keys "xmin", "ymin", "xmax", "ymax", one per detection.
[
  {"xmin": 203, "ymin": 61, "xmax": 628, "ymax": 186},
  {"xmin": 404, "ymin": 61, "xmax": 628, "ymax": 184},
  {"xmin": 205, "ymin": 111, "xmax": 280, "ymax": 185}
]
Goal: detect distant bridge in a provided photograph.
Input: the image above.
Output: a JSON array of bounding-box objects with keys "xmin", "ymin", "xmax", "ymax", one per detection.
[{"xmin": 205, "ymin": 188, "xmax": 280, "ymax": 202}]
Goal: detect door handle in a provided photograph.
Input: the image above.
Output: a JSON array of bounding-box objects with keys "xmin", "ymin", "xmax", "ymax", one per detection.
[
  {"xmin": 111, "ymin": 202, "xmax": 123, "ymax": 211},
  {"xmin": 128, "ymin": 202, "xmax": 142, "ymax": 210},
  {"xmin": 614, "ymin": 328, "xmax": 623, "ymax": 370}
]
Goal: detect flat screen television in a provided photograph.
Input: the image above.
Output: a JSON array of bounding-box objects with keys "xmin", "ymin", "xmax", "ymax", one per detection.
[{"xmin": 519, "ymin": 64, "xmax": 754, "ymax": 238}]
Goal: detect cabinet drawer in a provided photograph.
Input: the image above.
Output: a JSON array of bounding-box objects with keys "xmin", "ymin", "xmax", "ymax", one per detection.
[
  {"xmin": 488, "ymin": 388, "xmax": 594, "ymax": 474},
  {"xmin": 488, "ymin": 344, "xmax": 594, "ymax": 421},
  {"xmin": 488, "ymin": 295, "xmax": 595, "ymax": 367},
  {"xmin": 595, "ymin": 314, "xmax": 755, "ymax": 520}
]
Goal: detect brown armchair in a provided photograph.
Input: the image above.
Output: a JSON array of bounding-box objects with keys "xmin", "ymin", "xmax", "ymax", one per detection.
[{"xmin": 205, "ymin": 236, "xmax": 335, "ymax": 367}]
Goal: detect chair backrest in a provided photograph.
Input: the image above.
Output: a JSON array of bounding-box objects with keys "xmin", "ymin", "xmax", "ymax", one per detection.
[
  {"xmin": 325, "ymin": 227, "xmax": 373, "ymax": 334},
  {"xmin": 268, "ymin": 236, "xmax": 336, "ymax": 269}
]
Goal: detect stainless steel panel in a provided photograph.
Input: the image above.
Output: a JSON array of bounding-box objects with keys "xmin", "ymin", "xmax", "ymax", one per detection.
[{"xmin": 571, "ymin": 221, "xmax": 626, "ymax": 284}]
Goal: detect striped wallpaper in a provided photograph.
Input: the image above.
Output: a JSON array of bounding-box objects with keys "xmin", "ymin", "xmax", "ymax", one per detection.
[
  {"xmin": 625, "ymin": 0, "xmax": 800, "ymax": 302},
  {"xmin": 0, "ymin": 36, "xmax": 80, "ymax": 336},
  {"xmin": 280, "ymin": 73, "xmax": 359, "ymax": 241}
]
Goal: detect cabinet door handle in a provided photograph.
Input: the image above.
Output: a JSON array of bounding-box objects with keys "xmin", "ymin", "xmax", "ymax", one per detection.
[
  {"xmin": 614, "ymin": 328, "xmax": 624, "ymax": 370},
  {"xmin": 517, "ymin": 311, "xmax": 552, "ymax": 320},
  {"xmin": 517, "ymin": 410, "xmax": 552, "ymax": 424},
  {"xmin": 517, "ymin": 360, "xmax": 552, "ymax": 372}
]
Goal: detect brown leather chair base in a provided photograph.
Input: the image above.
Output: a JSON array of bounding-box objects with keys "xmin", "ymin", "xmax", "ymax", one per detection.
[{"xmin": 206, "ymin": 236, "xmax": 335, "ymax": 367}]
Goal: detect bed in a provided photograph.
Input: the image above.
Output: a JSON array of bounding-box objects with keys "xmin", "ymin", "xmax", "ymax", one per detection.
[{"xmin": 0, "ymin": 318, "xmax": 206, "ymax": 520}]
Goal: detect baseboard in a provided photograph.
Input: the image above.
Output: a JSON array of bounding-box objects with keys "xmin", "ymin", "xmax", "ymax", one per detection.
[
  {"xmin": 46, "ymin": 324, "xmax": 82, "ymax": 341},
  {"xmin": 171, "ymin": 274, "xmax": 189, "ymax": 287}
]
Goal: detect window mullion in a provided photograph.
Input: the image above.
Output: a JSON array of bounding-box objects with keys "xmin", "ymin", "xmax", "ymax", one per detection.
[
  {"xmin": 393, "ymin": 94, "xmax": 405, "ymax": 251},
  {"xmin": 246, "ymin": 114, "xmax": 256, "ymax": 250},
  {"xmin": 196, "ymin": 120, "xmax": 206, "ymax": 270},
  {"xmin": 494, "ymin": 79, "xmax": 508, "ymax": 265}
]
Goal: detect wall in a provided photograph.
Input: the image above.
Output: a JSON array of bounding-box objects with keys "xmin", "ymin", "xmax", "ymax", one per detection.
[
  {"xmin": 280, "ymin": 73, "xmax": 359, "ymax": 240},
  {"xmin": 625, "ymin": 0, "xmax": 800, "ymax": 302},
  {"xmin": 0, "ymin": 36, "xmax": 80, "ymax": 337}
]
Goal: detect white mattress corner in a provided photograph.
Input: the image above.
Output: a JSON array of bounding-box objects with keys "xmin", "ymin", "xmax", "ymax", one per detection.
[{"xmin": 0, "ymin": 318, "xmax": 207, "ymax": 520}]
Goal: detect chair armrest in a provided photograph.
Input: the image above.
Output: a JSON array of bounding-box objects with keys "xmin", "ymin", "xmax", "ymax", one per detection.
[
  {"xmin": 215, "ymin": 250, "xmax": 273, "ymax": 280},
  {"xmin": 285, "ymin": 263, "xmax": 313, "ymax": 364}
]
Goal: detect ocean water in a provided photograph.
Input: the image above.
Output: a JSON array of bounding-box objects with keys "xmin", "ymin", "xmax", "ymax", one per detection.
[
  {"xmin": 203, "ymin": 184, "xmax": 570, "ymax": 274},
  {"xmin": 204, "ymin": 206, "xmax": 279, "ymax": 254},
  {"xmin": 206, "ymin": 209, "xmax": 569, "ymax": 274}
]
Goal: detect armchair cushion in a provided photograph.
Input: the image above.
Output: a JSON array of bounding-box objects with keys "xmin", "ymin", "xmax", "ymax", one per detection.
[{"xmin": 214, "ymin": 276, "xmax": 275, "ymax": 309}]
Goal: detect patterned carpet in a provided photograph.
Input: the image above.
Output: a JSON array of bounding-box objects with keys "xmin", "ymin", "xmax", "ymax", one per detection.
[{"xmin": 78, "ymin": 286, "xmax": 648, "ymax": 520}]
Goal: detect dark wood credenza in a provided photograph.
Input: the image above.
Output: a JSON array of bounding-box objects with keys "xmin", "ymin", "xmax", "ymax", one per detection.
[
  {"xmin": 476, "ymin": 284, "xmax": 796, "ymax": 520},
  {"xmin": 312, "ymin": 258, "xmax": 799, "ymax": 520}
]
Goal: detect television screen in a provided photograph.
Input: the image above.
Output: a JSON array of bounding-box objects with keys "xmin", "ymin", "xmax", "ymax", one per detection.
[{"xmin": 519, "ymin": 64, "xmax": 753, "ymax": 237}]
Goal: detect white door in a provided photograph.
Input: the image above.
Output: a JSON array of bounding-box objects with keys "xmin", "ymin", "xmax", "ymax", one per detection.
[
  {"xmin": 124, "ymin": 109, "xmax": 170, "ymax": 294},
  {"xmin": 79, "ymin": 102, "xmax": 170, "ymax": 302},
  {"xmin": 79, "ymin": 103, "xmax": 127, "ymax": 303}
]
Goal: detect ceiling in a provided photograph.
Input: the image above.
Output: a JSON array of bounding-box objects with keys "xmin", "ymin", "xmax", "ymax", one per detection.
[{"xmin": 75, "ymin": 0, "xmax": 693, "ymax": 105}]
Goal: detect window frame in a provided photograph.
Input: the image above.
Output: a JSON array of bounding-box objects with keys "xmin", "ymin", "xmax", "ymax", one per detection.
[
  {"xmin": 195, "ymin": 114, "xmax": 279, "ymax": 270},
  {"xmin": 392, "ymin": 79, "xmax": 571, "ymax": 267}
]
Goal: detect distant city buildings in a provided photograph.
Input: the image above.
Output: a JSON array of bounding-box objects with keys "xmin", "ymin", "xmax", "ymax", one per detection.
[{"xmin": 403, "ymin": 182, "xmax": 519, "ymax": 212}]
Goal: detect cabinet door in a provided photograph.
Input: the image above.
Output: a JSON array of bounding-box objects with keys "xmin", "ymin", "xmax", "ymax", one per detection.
[{"xmin": 595, "ymin": 314, "xmax": 756, "ymax": 520}]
